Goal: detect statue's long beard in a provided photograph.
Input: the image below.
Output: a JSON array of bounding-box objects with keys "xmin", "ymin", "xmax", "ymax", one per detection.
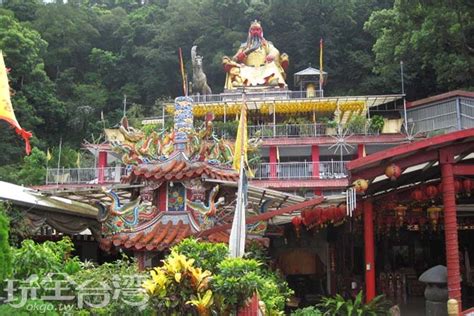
[{"xmin": 248, "ymin": 35, "xmax": 262, "ymax": 51}]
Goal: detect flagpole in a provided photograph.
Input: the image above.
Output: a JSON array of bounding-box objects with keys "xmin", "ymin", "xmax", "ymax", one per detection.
[
  {"xmin": 400, "ymin": 61, "xmax": 408, "ymax": 134},
  {"xmin": 229, "ymin": 90, "xmax": 248, "ymax": 257},
  {"xmin": 123, "ymin": 94, "xmax": 127, "ymax": 118},
  {"xmin": 56, "ymin": 137, "xmax": 62, "ymax": 186},
  {"xmin": 319, "ymin": 38, "xmax": 324, "ymax": 97}
]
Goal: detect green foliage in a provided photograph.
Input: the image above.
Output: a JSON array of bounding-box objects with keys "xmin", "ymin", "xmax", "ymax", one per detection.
[
  {"xmin": 16, "ymin": 147, "xmax": 46, "ymax": 185},
  {"xmin": 291, "ymin": 306, "xmax": 323, "ymax": 316},
  {"xmin": 0, "ymin": 0, "xmax": 471, "ymax": 182},
  {"xmin": 212, "ymin": 257, "xmax": 293, "ymax": 314},
  {"xmin": 369, "ymin": 115, "xmax": 385, "ymax": 133},
  {"xmin": 212, "ymin": 120, "xmax": 239, "ymax": 138},
  {"xmin": 317, "ymin": 292, "xmax": 390, "ymax": 316},
  {"xmin": 0, "ymin": 299, "xmax": 59, "ymax": 316},
  {"xmin": 365, "ymin": 0, "xmax": 473, "ymax": 97},
  {"xmin": 346, "ymin": 114, "xmax": 367, "ymax": 134},
  {"xmin": 0, "ymin": 203, "xmax": 12, "ymax": 284},
  {"xmin": 12, "ymin": 237, "xmax": 79, "ymax": 280},
  {"xmin": 171, "ymin": 237, "xmax": 228, "ymax": 274},
  {"xmin": 144, "ymin": 251, "xmax": 212, "ymax": 315},
  {"xmin": 168, "ymin": 239, "xmax": 293, "ymax": 314},
  {"xmin": 212, "ymin": 258, "xmax": 263, "ymax": 310},
  {"xmin": 68, "ymin": 255, "xmax": 151, "ymax": 316},
  {"xmin": 244, "ymin": 241, "xmax": 270, "ymax": 264}
]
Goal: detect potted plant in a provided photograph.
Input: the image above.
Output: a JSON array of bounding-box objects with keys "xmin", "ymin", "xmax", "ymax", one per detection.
[
  {"xmin": 346, "ymin": 114, "xmax": 367, "ymax": 135},
  {"xmin": 326, "ymin": 119, "xmax": 338, "ymax": 135},
  {"xmin": 368, "ymin": 115, "xmax": 384, "ymax": 134}
]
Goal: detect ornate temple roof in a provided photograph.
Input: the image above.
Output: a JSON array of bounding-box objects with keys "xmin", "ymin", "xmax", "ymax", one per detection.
[
  {"xmin": 123, "ymin": 157, "xmax": 239, "ymax": 183},
  {"xmin": 99, "ymin": 212, "xmax": 199, "ymax": 252}
]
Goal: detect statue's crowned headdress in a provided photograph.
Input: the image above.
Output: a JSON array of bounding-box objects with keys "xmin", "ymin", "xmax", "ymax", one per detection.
[{"xmin": 250, "ymin": 20, "xmax": 261, "ymax": 29}]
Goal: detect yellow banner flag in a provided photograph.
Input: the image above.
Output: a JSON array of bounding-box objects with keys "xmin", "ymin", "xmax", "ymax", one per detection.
[
  {"xmin": 319, "ymin": 38, "xmax": 324, "ymax": 87},
  {"xmin": 0, "ymin": 51, "xmax": 32, "ymax": 154},
  {"xmin": 76, "ymin": 152, "xmax": 81, "ymax": 168},
  {"xmin": 232, "ymin": 102, "xmax": 254, "ymax": 177},
  {"xmin": 46, "ymin": 148, "xmax": 52, "ymax": 161}
]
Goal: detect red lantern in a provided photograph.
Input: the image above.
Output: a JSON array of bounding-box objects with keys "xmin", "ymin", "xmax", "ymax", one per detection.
[
  {"xmin": 463, "ymin": 179, "xmax": 473, "ymax": 196},
  {"xmin": 314, "ymin": 208, "xmax": 323, "ymax": 227},
  {"xmin": 292, "ymin": 216, "xmax": 302, "ymax": 237},
  {"xmin": 292, "ymin": 216, "xmax": 302, "ymax": 226},
  {"xmin": 455, "ymin": 179, "xmax": 462, "ymax": 194},
  {"xmin": 336, "ymin": 204, "xmax": 346, "ymax": 223},
  {"xmin": 321, "ymin": 209, "xmax": 329, "ymax": 226},
  {"xmin": 425, "ymin": 185, "xmax": 438, "ymax": 200},
  {"xmin": 411, "ymin": 188, "xmax": 425, "ymax": 202},
  {"xmin": 385, "ymin": 163, "xmax": 402, "ymax": 181},
  {"xmin": 327, "ymin": 205, "xmax": 337, "ymax": 223}
]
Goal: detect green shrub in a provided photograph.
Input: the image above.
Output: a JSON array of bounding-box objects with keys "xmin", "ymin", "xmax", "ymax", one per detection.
[
  {"xmin": 68, "ymin": 255, "xmax": 151, "ymax": 316},
  {"xmin": 317, "ymin": 292, "xmax": 390, "ymax": 315},
  {"xmin": 212, "ymin": 258, "xmax": 263, "ymax": 311},
  {"xmin": 346, "ymin": 114, "xmax": 367, "ymax": 134},
  {"xmin": 369, "ymin": 115, "xmax": 384, "ymax": 133},
  {"xmin": 171, "ymin": 238, "xmax": 228, "ymax": 273},
  {"xmin": 212, "ymin": 257, "xmax": 293, "ymax": 314},
  {"xmin": 12, "ymin": 237, "xmax": 79, "ymax": 280},
  {"xmin": 291, "ymin": 306, "xmax": 323, "ymax": 316},
  {"xmin": 0, "ymin": 203, "xmax": 12, "ymax": 284},
  {"xmin": 0, "ymin": 299, "xmax": 59, "ymax": 316}
]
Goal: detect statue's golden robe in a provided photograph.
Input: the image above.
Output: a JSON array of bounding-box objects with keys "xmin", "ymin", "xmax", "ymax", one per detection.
[{"xmin": 224, "ymin": 42, "xmax": 288, "ymax": 90}]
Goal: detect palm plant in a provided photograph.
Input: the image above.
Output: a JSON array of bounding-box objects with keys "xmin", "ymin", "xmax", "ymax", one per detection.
[{"xmin": 317, "ymin": 291, "xmax": 390, "ymax": 316}]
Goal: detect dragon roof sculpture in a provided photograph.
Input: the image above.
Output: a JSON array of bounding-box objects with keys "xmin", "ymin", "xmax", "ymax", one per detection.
[{"xmin": 99, "ymin": 97, "xmax": 266, "ymax": 254}]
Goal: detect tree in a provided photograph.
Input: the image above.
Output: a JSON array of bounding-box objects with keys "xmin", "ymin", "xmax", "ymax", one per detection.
[
  {"xmin": 365, "ymin": 0, "xmax": 474, "ymax": 99},
  {"xmin": 0, "ymin": 11, "xmax": 65, "ymax": 161},
  {"xmin": 0, "ymin": 203, "xmax": 12, "ymax": 284}
]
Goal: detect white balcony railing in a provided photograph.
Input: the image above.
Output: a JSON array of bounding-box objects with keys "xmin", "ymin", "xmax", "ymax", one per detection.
[
  {"xmin": 45, "ymin": 162, "xmax": 347, "ymax": 184},
  {"xmin": 213, "ymin": 123, "xmax": 381, "ymax": 139},
  {"xmin": 190, "ymin": 90, "xmax": 324, "ymax": 104},
  {"xmin": 252, "ymin": 161, "xmax": 348, "ymax": 180},
  {"xmin": 45, "ymin": 166, "xmax": 127, "ymax": 185}
]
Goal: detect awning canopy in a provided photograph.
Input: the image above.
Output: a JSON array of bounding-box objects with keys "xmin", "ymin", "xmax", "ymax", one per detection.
[{"xmin": 347, "ymin": 128, "xmax": 474, "ymax": 198}]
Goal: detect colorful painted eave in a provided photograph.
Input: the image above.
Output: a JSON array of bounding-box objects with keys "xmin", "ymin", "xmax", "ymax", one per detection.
[
  {"xmin": 123, "ymin": 155, "xmax": 239, "ymax": 183},
  {"xmin": 100, "ymin": 211, "xmax": 199, "ymax": 252}
]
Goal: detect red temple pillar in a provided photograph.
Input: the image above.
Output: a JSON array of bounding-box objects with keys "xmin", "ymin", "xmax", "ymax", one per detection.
[
  {"xmin": 97, "ymin": 151, "xmax": 107, "ymax": 184},
  {"xmin": 158, "ymin": 183, "xmax": 167, "ymax": 212},
  {"xmin": 312, "ymin": 145, "xmax": 321, "ymax": 195},
  {"xmin": 269, "ymin": 146, "xmax": 277, "ymax": 179},
  {"xmin": 357, "ymin": 144, "xmax": 365, "ymax": 158},
  {"xmin": 440, "ymin": 149, "xmax": 462, "ymax": 311},
  {"xmin": 364, "ymin": 199, "xmax": 376, "ymax": 302}
]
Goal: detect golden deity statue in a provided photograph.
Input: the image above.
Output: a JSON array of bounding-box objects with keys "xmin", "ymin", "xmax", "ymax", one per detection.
[{"xmin": 223, "ymin": 21, "xmax": 289, "ymax": 90}]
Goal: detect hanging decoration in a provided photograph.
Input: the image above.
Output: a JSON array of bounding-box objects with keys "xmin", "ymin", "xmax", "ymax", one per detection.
[
  {"xmin": 427, "ymin": 205, "xmax": 442, "ymax": 230},
  {"xmin": 166, "ymin": 100, "xmax": 366, "ymax": 117},
  {"xmin": 353, "ymin": 179, "xmax": 368, "ymax": 194},
  {"xmin": 410, "ymin": 188, "xmax": 425, "ymax": 202},
  {"xmin": 463, "ymin": 179, "xmax": 473, "ymax": 197},
  {"xmin": 291, "ymin": 216, "xmax": 302, "ymax": 238},
  {"xmin": 425, "ymin": 185, "xmax": 438, "ymax": 201},
  {"xmin": 454, "ymin": 179, "xmax": 462, "ymax": 195},
  {"xmin": 393, "ymin": 205, "xmax": 407, "ymax": 228},
  {"xmin": 385, "ymin": 163, "xmax": 402, "ymax": 181}
]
